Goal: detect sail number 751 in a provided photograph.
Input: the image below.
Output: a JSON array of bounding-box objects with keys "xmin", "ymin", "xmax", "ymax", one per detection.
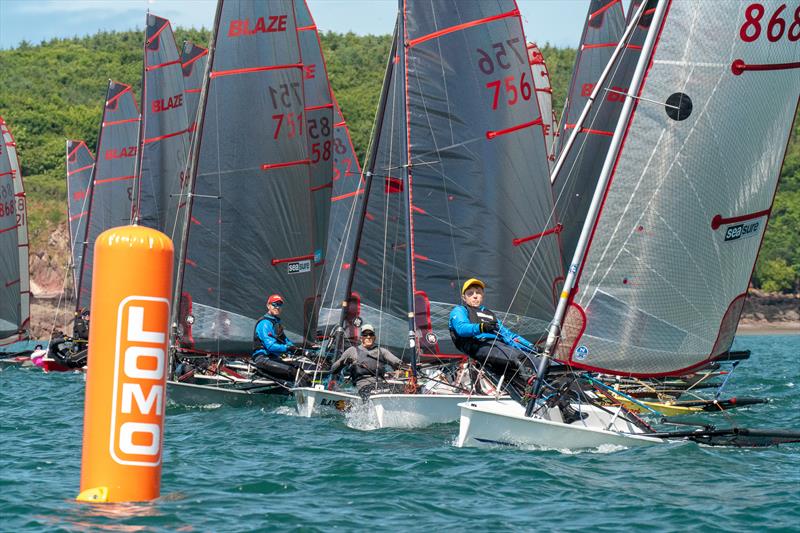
[{"xmin": 739, "ymin": 3, "xmax": 800, "ymax": 42}]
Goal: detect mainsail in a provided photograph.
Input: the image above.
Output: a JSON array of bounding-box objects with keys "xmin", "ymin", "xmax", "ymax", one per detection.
[
  {"xmin": 349, "ymin": 0, "xmax": 562, "ymax": 355},
  {"xmin": 0, "ymin": 117, "xmax": 29, "ymax": 339},
  {"xmin": 527, "ymin": 42, "xmax": 557, "ymax": 169},
  {"xmin": 551, "ymin": 0, "xmax": 645, "ymax": 270},
  {"xmin": 294, "ymin": 0, "xmax": 335, "ymax": 324},
  {"xmin": 0, "ymin": 122, "xmax": 22, "ymax": 342},
  {"xmin": 134, "ymin": 13, "xmax": 192, "ymax": 239},
  {"xmin": 175, "ymin": 0, "xmax": 320, "ymax": 355},
  {"xmin": 76, "ymin": 81, "xmax": 140, "ymax": 311},
  {"xmin": 180, "ymin": 41, "xmax": 209, "ymax": 132},
  {"xmin": 554, "ymin": 0, "xmax": 800, "ymax": 376},
  {"xmin": 66, "ymin": 140, "xmax": 95, "ymax": 298}
]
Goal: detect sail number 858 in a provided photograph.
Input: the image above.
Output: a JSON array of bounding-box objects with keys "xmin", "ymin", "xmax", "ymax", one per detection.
[{"xmin": 739, "ymin": 3, "xmax": 800, "ymax": 42}]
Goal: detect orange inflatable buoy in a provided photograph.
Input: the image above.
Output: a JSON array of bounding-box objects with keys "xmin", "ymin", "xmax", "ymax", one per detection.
[{"xmin": 77, "ymin": 225, "xmax": 173, "ymax": 503}]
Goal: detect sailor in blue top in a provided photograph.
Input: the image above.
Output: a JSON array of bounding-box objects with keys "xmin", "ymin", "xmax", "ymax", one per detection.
[
  {"xmin": 252, "ymin": 294, "xmax": 307, "ymax": 384},
  {"xmin": 449, "ymin": 278, "xmax": 538, "ymax": 397}
]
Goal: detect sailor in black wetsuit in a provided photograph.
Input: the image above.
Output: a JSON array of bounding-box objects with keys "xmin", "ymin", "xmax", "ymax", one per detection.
[
  {"xmin": 73, "ymin": 308, "xmax": 90, "ymax": 341},
  {"xmin": 448, "ymin": 278, "xmax": 539, "ymax": 399},
  {"xmin": 252, "ymin": 294, "xmax": 309, "ymax": 386},
  {"xmin": 329, "ymin": 324, "xmax": 407, "ymax": 399}
]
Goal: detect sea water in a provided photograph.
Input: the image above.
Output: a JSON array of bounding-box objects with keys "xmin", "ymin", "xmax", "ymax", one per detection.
[{"xmin": 1, "ymin": 334, "xmax": 798, "ymax": 531}]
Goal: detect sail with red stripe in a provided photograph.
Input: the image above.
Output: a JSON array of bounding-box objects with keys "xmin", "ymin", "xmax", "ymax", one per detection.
[
  {"xmin": 294, "ymin": 0, "xmax": 335, "ymax": 305},
  {"xmin": 180, "ymin": 41, "xmax": 209, "ymax": 131},
  {"xmin": 554, "ymin": 0, "xmax": 800, "ymax": 376},
  {"xmin": 0, "ymin": 117, "xmax": 29, "ymax": 340},
  {"xmin": 135, "ymin": 13, "xmax": 192, "ymax": 239},
  {"xmin": 66, "ymin": 140, "xmax": 95, "ymax": 299},
  {"xmin": 349, "ymin": 1, "xmax": 562, "ymax": 355},
  {"xmin": 527, "ymin": 42, "xmax": 558, "ymax": 169},
  {"xmin": 0, "ymin": 120, "xmax": 23, "ymax": 343},
  {"xmin": 76, "ymin": 81, "xmax": 140, "ymax": 311},
  {"xmin": 175, "ymin": 0, "xmax": 321, "ymax": 354}
]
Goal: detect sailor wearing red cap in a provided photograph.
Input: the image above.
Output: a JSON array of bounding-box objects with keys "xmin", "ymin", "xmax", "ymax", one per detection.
[{"xmin": 252, "ymin": 294, "xmax": 308, "ymax": 383}]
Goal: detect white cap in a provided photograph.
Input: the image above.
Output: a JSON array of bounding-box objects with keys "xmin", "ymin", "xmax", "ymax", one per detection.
[{"xmin": 360, "ymin": 324, "xmax": 376, "ymax": 334}]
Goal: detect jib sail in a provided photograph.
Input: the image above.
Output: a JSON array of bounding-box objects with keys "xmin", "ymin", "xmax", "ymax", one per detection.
[
  {"xmin": 175, "ymin": 0, "xmax": 320, "ymax": 355},
  {"xmin": 0, "ymin": 121, "xmax": 22, "ymax": 342},
  {"xmin": 66, "ymin": 140, "xmax": 95, "ymax": 299},
  {"xmin": 76, "ymin": 80, "xmax": 140, "ymax": 311},
  {"xmin": 555, "ymin": 0, "xmax": 800, "ymax": 376}
]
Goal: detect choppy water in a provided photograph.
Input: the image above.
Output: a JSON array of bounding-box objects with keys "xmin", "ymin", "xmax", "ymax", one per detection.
[{"xmin": 1, "ymin": 334, "xmax": 798, "ymax": 531}]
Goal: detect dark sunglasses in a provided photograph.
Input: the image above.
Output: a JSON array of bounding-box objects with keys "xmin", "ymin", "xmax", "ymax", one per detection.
[
  {"xmin": 361, "ymin": 332, "xmax": 375, "ymax": 338},
  {"xmin": 270, "ymin": 302, "xmax": 283, "ymax": 308}
]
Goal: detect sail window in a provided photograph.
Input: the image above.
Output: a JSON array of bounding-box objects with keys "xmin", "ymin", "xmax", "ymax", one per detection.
[{"xmin": 665, "ymin": 92, "xmax": 692, "ymax": 121}]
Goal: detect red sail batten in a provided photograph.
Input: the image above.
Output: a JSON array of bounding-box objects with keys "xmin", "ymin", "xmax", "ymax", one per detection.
[{"xmin": 407, "ymin": 9, "xmax": 520, "ymax": 48}]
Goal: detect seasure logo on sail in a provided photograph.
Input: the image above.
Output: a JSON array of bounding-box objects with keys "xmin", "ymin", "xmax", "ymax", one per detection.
[{"xmin": 723, "ymin": 221, "xmax": 760, "ymax": 243}]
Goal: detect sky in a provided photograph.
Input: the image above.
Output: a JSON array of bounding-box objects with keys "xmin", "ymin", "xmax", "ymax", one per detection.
[{"xmin": 0, "ymin": 0, "xmax": 598, "ymax": 50}]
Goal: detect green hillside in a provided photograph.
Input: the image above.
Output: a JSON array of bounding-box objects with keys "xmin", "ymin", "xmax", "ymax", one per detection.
[{"xmin": 0, "ymin": 30, "xmax": 797, "ymax": 292}]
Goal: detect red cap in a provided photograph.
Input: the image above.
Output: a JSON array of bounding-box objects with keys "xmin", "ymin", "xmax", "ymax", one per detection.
[{"xmin": 267, "ymin": 294, "xmax": 284, "ymax": 305}]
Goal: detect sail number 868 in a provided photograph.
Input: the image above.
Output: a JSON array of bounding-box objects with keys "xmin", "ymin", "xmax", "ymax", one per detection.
[{"xmin": 739, "ymin": 3, "xmax": 800, "ymax": 42}]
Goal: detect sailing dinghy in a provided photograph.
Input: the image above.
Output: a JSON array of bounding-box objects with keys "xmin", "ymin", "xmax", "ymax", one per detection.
[
  {"xmin": 457, "ymin": 0, "xmax": 800, "ymax": 449},
  {"xmin": 168, "ymin": 0, "xmax": 333, "ymax": 406}
]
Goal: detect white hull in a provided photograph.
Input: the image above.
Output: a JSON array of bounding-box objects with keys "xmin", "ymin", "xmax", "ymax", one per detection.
[
  {"xmin": 167, "ymin": 380, "xmax": 287, "ymax": 408},
  {"xmin": 292, "ymin": 386, "xmax": 361, "ymax": 417},
  {"xmin": 456, "ymin": 400, "xmax": 663, "ymax": 450},
  {"xmin": 369, "ymin": 394, "xmax": 497, "ymax": 429}
]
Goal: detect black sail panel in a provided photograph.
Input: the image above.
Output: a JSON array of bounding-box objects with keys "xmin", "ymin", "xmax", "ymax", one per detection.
[
  {"xmin": 295, "ymin": 0, "xmax": 334, "ymax": 289},
  {"xmin": 403, "ymin": 0, "xmax": 563, "ymax": 353},
  {"xmin": 66, "ymin": 140, "xmax": 95, "ymax": 299},
  {"xmin": 77, "ymin": 81, "xmax": 140, "ymax": 311},
  {"xmin": 137, "ymin": 14, "xmax": 192, "ymax": 239},
  {"xmin": 178, "ymin": 0, "xmax": 315, "ymax": 354},
  {"xmin": 180, "ymin": 41, "xmax": 209, "ymax": 131},
  {"xmin": 349, "ymin": 29, "xmax": 411, "ymax": 352}
]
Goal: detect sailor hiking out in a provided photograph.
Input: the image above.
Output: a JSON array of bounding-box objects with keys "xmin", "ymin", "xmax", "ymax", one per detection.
[
  {"xmin": 252, "ymin": 294, "xmax": 310, "ymax": 386},
  {"xmin": 329, "ymin": 324, "xmax": 407, "ymax": 399},
  {"xmin": 449, "ymin": 278, "xmax": 539, "ymax": 398}
]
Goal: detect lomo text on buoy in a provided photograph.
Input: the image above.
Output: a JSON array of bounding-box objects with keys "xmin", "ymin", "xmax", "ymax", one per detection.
[{"xmin": 77, "ymin": 225, "xmax": 173, "ymax": 503}]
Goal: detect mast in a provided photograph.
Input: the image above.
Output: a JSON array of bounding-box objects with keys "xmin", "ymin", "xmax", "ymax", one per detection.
[
  {"xmin": 168, "ymin": 0, "xmax": 223, "ymax": 356},
  {"xmin": 336, "ymin": 18, "xmax": 400, "ymax": 338},
  {"xmin": 398, "ymin": 0, "xmax": 418, "ymax": 380},
  {"xmin": 74, "ymin": 79, "xmax": 110, "ymax": 314},
  {"xmin": 527, "ymin": 0, "xmax": 668, "ymax": 413},
  {"xmin": 130, "ymin": 12, "xmax": 148, "ymax": 226}
]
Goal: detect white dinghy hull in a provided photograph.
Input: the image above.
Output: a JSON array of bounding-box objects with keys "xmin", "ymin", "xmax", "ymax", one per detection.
[
  {"xmin": 292, "ymin": 386, "xmax": 361, "ymax": 417},
  {"xmin": 369, "ymin": 394, "xmax": 497, "ymax": 429},
  {"xmin": 456, "ymin": 400, "xmax": 663, "ymax": 450}
]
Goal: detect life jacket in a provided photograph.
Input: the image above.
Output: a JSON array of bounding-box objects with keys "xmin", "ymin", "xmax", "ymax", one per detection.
[
  {"xmin": 450, "ymin": 305, "xmax": 498, "ymax": 354},
  {"xmin": 350, "ymin": 345, "xmax": 386, "ymax": 379},
  {"xmin": 253, "ymin": 314, "xmax": 287, "ymax": 353},
  {"xmin": 73, "ymin": 317, "xmax": 89, "ymax": 341}
]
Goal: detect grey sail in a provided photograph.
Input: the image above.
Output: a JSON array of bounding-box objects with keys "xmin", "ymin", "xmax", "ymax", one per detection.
[
  {"xmin": 552, "ymin": 0, "xmax": 645, "ymax": 271},
  {"xmin": 176, "ymin": 0, "xmax": 319, "ymax": 355},
  {"xmin": 76, "ymin": 81, "xmax": 140, "ymax": 311},
  {"xmin": 180, "ymin": 41, "xmax": 209, "ymax": 132},
  {"xmin": 135, "ymin": 13, "xmax": 192, "ymax": 241},
  {"xmin": 350, "ymin": 1, "xmax": 563, "ymax": 355},
  {"xmin": 0, "ymin": 117, "xmax": 29, "ymax": 339},
  {"xmin": 555, "ymin": 0, "xmax": 800, "ymax": 376},
  {"xmin": 66, "ymin": 140, "xmax": 95, "ymax": 299},
  {"xmin": 0, "ymin": 125, "xmax": 21, "ymax": 342},
  {"xmin": 527, "ymin": 42, "xmax": 557, "ymax": 169}
]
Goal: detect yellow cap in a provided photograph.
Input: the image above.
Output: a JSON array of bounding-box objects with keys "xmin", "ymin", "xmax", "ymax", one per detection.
[{"xmin": 461, "ymin": 278, "xmax": 485, "ymax": 294}]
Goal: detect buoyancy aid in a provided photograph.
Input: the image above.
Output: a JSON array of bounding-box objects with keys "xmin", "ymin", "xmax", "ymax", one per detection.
[
  {"xmin": 253, "ymin": 314, "xmax": 287, "ymax": 353},
  {"xmin": 350, "ymin": 345, "xmax": 385, "ymax": 379},
  {"xmin": 450, "ymin": 305, "xmax": 498, "ymax": 354}
]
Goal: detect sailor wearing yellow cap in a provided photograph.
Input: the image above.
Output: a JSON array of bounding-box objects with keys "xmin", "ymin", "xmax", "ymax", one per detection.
[{"xmin": 448, "ymin": 278, "xmax": 537, "ymax": 396}]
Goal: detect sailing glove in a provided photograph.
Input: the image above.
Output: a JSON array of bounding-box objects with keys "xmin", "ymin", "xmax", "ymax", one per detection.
[{"xmin": 480, "ymin": 321, "xmax": 499, "ymax": 334}]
